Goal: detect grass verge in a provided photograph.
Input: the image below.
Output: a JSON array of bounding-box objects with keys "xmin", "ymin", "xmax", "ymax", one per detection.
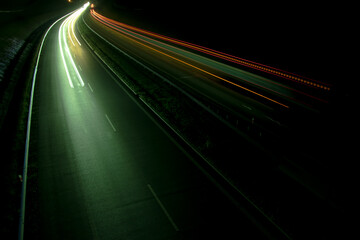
[{"xmin": 0, "ymin": 17, "xmax": 64, "ymax": 239}]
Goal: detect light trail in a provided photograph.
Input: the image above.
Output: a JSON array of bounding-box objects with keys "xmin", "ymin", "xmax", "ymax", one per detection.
[
  {"xmin": 91, "ymin": 9, "xmax": 331, "ymax": 91},
  {"xmin": 59, "ymin": 2, "xmax": 89, "ymax": 88},
  {"xmin": 18, "ymin": 10, "xmax": 74, "ymax": 240},
  {"xmin": 70, "ymin": 9, "xmax": 82, "ymax": 46},
  {"xmin": 68, "ymin": 16, "xmax": 76, "ymax": 47},
  {"xmin": 59, "ymin": 18, "xmax": 74, "ymax": 88},
  {"xmin": 90, "ymin": 9, "xmax": 289, "ymax": 108},
  {"xmin": 130, "ymin": 34, "xmax": 290, "ymax": 108},
  {"xmin": 72, "ymin": 15, "xmax": 82, "ymax": 46}
]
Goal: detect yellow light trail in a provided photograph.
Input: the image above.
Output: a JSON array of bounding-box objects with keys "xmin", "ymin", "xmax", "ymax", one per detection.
[
  {"xmin": 92, "ymin": 10, "xmax": 331, "ymax": 91},
  {"xmin": 140, "ymin": 42, "xmax": 290, "ymax": 108},
  {"xmin": 59, "ymin": 18, "xmax": 74, "ymax": 88},
  {"xmin": 70, "ymin": 10, "xmax": 82, "ymax": 46},
  {"xmin": 59, "ymin": 2, "xmax": 89, "ymax": 88},
  {"xmin": 68, "ymin": 16, "xmax": 76, "ymax": 46},
  {"xmin": 93, "ymin": 11, "xmax": 289, "ymax": 108}
]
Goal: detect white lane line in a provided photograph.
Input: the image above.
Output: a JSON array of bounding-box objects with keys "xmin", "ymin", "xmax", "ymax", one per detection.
[
  {"xmin": 242, "ymin": 104, "xmax": 252, "ymax": 111},
  {"xmin": 88, "ymin": 83, "xmax": 94, "ymax": 92},
  {"xmin": 266, "ymin": 116, "xmax": 281, "ymax": 126},
  {"xmin": 147, "ymin": 184, "xmax": 179, "ymax": 232},
  {"xmin": 19, "ymin": 10, "xmax": 75, "ymax": 240},
  {"xmin": 105, "ymin": 114, "xmax": 116, "ymax": 132}
]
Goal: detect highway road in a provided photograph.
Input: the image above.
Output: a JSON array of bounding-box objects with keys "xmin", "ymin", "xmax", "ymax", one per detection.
[
  {"xmin": 83, "ymin": 8, "xmax": 336, "ymax": 162},
  {"xmin": 21, "ymin": 2, "xmax": 351, "ymax": 239},
  {"xmin": 25, "ymin": 5, "xmax": 267, "ymax": 239},
  {"xmin": 88, "ymin": 8, "xmax": 332, "ymax": 113}
]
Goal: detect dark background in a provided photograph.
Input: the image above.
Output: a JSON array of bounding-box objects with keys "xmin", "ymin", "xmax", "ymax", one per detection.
[
  {"xmin": 95, "ymin": 0, "xmax": 347, "ymax": 86},
  {"xmin": 0, "ymin": 1, "xmax": 354, "ymax": 238}
]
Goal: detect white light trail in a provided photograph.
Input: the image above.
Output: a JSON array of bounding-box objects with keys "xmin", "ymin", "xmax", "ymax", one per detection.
[
  {"xmin": 71, "ymin": 14, "xmax": 82, "ymax": 46},
  {"xmin": 58, "ymin": 2, "xmax": 89, "ymax": 88},
  {"xmin": 59, "ymin": 19, "xmax": 74, "ymax": 88},
  {"xmin": 68, "ymin": 16, "xmax": 76, "ymax": 46}
]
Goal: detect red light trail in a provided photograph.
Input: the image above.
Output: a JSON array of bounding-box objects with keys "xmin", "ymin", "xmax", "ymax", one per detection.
[
  {"xmin": 90, "ymin": 10, "xmax": 331, "ymax": 91},
  {"xmin": 90, "ymin": 9, "xmax": 331, "ymax": 108}
]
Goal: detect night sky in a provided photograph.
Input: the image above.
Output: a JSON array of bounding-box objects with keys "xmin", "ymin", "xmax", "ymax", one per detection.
[
  {"xmin": 93, "ymin": 0, "xmax": 346, "ymax": 86},
  {"xmin": 2, "ymin": 0, "xmax": 346, "ymax": 84}
]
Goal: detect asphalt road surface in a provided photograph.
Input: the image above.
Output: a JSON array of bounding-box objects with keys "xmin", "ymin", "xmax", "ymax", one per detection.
[
  {"xmin": 87, "ymin": 8, "xmax": 333, "ymax": 117},
  {"xmin": 26, "ymin": 7, "xmax": 266, "ymax": 240}
]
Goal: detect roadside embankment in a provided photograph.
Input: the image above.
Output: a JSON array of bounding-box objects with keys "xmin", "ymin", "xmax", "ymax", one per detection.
[{"xmin": 0, "ymin": 2, "xmax": 81, "ymax": 238}]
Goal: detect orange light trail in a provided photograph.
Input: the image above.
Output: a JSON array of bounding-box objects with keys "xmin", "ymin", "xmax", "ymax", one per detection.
[
  {"xmin": 90, "ymin": 9, "xmax": 290, "ymax": 108},
  {"xmin": 91, "ymin": 10, "xmax": 329, "ymax": 105},
  {"xmin": 91, "ymin": 10, "xmax": 331, "ymax": 91}
]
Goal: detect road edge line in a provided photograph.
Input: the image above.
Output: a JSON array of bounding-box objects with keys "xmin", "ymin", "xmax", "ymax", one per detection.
[
  {"xmin": 80, "ymin": 13, "xmax": 292, "ymax": 240},
  {"xmin": 18, "ymin": 11, "xmax": 74, "ymax": 240}
]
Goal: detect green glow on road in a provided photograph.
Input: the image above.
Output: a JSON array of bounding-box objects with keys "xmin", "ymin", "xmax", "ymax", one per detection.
[
  {"xmin": 58, "ymin": 2, "xmax": 89, "ymax": 88},
  {"xmin": 59, "ymin": 18, "xmax": 74, "ymax": 88}
]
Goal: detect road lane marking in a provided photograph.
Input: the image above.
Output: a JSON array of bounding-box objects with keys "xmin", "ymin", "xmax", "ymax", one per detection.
[
  {"xmin": 105, "ymin": 114, "xmax": 116, "ymax": 132},
  {"xmin": 19, "ymin": 10, "xmax": 75, "ymax": 240},
  {"xmin": 242, "ymin": 104, "xmax": 252, "ymax": 111},
  {"xmin": 147, "ymin": 184, "xmax": 179, "ymax": 232},
  {"xmin": 83, "ymin": 20, "xmax": 291, "ymax": 238},
  {"xmin": 91, "ymin": 10, "xmax": 289, "ymax": 108},
  {"xmin": 88, "ymin": 82, "xmax": 94, "ymax": 92}
]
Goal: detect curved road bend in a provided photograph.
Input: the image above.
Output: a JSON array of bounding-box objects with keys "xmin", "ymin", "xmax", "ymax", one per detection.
[{"xmin": 26, "ymin": 8, "xmax": 266, "ymax": 240}]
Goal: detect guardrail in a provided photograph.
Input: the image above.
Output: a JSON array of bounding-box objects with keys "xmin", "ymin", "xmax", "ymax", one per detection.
[{"xmin": 80, "ymin": 12, "xmax": 293, "ymax": 240}]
